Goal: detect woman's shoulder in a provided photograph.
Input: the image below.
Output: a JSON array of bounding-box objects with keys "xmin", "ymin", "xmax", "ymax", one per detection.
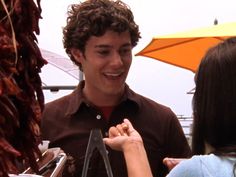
[
  {"xmin": 167, "ymin": 155, "xmax": 203, "ymax": 177},
  {"xmin": 168, "ymin": 154, "xmax": 236, "ymax": 177}
]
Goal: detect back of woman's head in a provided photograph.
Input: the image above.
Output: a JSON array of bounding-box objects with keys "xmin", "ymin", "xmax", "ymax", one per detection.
[{"xmin": 192, "ymin": 37, "xmax": 236, "ymax": 155}]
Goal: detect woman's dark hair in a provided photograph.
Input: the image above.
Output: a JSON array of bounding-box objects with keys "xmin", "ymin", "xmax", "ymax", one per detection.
[
  {"xmin": 62, "ymin": 0, "xmax": 141, "ymax": 69},
  {"xmin": 192, "ymin": 37, "xmax": 236, "ymax": 156}
]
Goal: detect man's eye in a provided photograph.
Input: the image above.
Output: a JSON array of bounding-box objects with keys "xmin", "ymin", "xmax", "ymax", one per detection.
[
  {"xmin": 98, "ymin": 50, "xmax": 110, "ymax": 55},
  {"xmin": 120, "ymin": 49, "xmax": 131, "ymax": 56}
]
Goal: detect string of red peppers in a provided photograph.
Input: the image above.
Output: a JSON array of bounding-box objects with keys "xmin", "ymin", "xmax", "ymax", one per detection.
[{"xmin": 0, "ymin": 0, "xmax": 47, "ymax": 176}]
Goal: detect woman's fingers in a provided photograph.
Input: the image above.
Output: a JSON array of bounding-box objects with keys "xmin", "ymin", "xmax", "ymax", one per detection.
[
  {"xmin": 123, "ymin": 119, "xmax": 135, "ymax": 135},
  {"xmin": 104, "ymin": 119, "xmax": 143, "ymax": 151},
  {"xmin": 108, "ymin": 119, "xmax": 134, "ymax": 138},
  {"xmin": 104, "ymin": 125, "xmax": 128, "ymax": 151},
  {"xmin": 116, "ymin": 123, "xmax": 129, "ymax": 136},
  {"xmin": 116, "ymin": 124, "xmax": 124, "ymax": 135},
  {"xmin": 109, "ymin": 126, "xmax": 121, "ymax": 138}
]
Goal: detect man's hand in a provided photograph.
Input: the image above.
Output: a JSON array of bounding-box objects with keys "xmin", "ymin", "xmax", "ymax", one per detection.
[{"xmin": 163, "ymin": 157, "xmax": 187, "ymax": 171}]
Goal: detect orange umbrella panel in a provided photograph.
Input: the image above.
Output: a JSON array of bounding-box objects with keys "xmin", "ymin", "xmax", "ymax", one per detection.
[
  {"xmin": 136, "ymin": 22, "xmax": 236, "ymax": 72},
  {"xmin": 136, "ymin": 37, "xmax": 227, "ymax": 72}
]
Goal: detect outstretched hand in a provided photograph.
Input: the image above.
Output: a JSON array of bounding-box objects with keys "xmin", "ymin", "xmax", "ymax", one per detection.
[
  {"xmin": 104, "ymin": 119, "xmax": 153, "ymax": 177},
  {"xmin": 104, "ymin": 118, "xmax": 186, "ymax": 174},
  {"xmin": 103, "ymin": 119, "xmax": 143, "ymax": 151}
]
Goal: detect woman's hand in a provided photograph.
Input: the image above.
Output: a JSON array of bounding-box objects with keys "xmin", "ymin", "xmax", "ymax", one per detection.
[
  {"xmin": 103, "ymin": 118, "xmax": 143, "ymax": 151},
  {"xmin": 104, "ymin": 119, "xmax": 153, "ymax": 177}
]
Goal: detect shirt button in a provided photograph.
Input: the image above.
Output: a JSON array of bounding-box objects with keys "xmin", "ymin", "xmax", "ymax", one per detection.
[{"xmin": 96, "ymin": 114, "xmax": 101, "ymax": 119}]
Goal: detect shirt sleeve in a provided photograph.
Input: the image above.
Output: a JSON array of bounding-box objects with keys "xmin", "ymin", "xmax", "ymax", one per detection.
[
  {"xmin": 165, "ymin": 112, "xmax": 192, "ymax": 158},
  {"xmin": 167, "ymin": 156, "xmax": 202, "ymax": 177}
]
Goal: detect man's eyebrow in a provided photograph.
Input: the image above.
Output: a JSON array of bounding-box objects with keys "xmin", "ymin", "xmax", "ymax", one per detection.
[
  {"xmin": 121, "ymin": 43, "xmax": 132, "ymax": 48},
  {"xmin": 94, "ymin": 44, "xmax": 111, "ymax": 49},
  {"xmin": 94, "ymin": 43, "xmax": 132, "ymax": 49}
]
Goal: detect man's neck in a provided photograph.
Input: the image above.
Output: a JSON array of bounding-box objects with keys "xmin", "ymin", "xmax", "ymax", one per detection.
[{"xmin": 82, "ymin": 88, "xmax": 124, "ymax": 107}]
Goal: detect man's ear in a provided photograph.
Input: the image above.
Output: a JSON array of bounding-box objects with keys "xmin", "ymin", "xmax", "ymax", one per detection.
[{"xmin": 71, "ymin": 48, "xmax": 84, "ymax": 62}]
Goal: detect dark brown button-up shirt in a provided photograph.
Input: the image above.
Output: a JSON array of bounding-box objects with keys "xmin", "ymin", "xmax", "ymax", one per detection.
[{"xmin": 41, "ymin": 81, "xmax": 191, "ymax": 177}]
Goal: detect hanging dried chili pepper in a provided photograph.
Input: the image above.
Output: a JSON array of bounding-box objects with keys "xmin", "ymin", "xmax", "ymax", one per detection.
[{"xmin": 0, "ymin": 0, "xmax": 47, "ymax": 176}]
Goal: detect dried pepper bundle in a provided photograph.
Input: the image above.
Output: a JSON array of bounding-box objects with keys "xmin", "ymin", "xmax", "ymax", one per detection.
[{"xmin": 0, "ymin": 0, "xmax": 47, "ymax": 176}]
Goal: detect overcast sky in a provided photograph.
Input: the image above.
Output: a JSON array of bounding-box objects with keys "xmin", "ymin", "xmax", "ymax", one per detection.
[{"xmin": 38, "ymin": 0, "xmax": 236, "ymax": 117}]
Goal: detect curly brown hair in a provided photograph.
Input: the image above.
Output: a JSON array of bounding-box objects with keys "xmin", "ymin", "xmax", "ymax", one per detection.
[{"xmin": 62, "ymin": 0, "xmax": 141, "ymax": 69}]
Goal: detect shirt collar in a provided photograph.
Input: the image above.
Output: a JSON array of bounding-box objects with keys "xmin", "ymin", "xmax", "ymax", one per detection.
[
  {"xmin": 65, "ymin": 80, "xmax": 141, "ymax": 117},
  {"xmin": 64, "ymin": 81, "xmax": 86, "ymax": 117}
]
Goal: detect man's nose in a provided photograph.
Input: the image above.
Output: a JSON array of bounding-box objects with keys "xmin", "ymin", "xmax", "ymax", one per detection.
[{"xmin": 110, "ymin": 53, "xmax": 123, "ymax": 67}]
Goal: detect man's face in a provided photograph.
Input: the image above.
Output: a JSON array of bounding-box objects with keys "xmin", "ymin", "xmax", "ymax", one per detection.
[{"xmin": 73, "ymin": 30, "xmax": 133, "ymax": 97}]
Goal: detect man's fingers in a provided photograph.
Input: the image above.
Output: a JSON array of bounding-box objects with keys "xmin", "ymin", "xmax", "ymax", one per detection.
[{"xmin": 163, "ymin": 158, "xmax": 187, "ymax": 170}]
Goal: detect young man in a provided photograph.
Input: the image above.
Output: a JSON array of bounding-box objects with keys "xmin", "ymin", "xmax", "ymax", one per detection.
[{"xmin": 41, "ymin": 0, "xmax": 191, "ymax": 177}]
